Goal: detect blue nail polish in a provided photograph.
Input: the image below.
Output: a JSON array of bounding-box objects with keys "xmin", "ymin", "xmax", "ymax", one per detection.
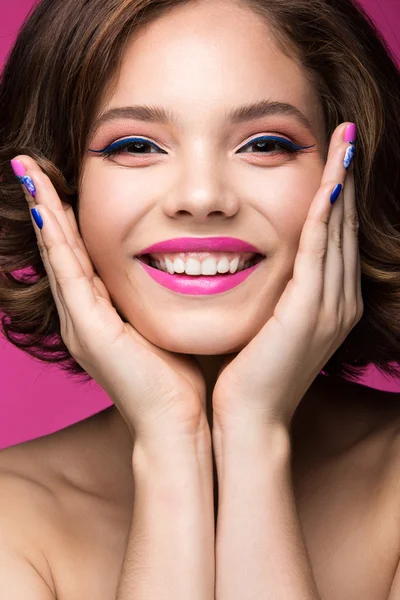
[
  {"xmin": 17, "ymin": 174, "xmax": 37, "ymax": 198},
  {"xmin": 344, "ymin": 145, "xmax": 355, "ymax": 170},
  {"xmin": 330, "ymin": 183, "xmax": 342, "ymax": 205},
  {"xmin": 31, "ymin": 207, "xmax": 43, "ymax": 229}
]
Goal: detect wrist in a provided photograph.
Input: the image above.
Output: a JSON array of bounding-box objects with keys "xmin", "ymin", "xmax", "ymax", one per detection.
[
  {"xmin": 132, "ymin": 426, "xmax": 213, "ymax": 473},
  {"xmin": 212, "ymin": 419, "xmax": 291, "ymax": 471}
]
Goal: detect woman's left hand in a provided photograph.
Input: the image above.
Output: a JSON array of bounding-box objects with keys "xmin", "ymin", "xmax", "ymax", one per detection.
[{"xmin": 212, "ymin": 122, "xmax": 363, "ymax": 433}]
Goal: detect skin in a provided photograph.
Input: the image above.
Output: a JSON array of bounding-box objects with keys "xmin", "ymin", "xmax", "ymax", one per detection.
[
  {"xmin": 79, "ymin": 0, "xmax": 326, "ymax": 424},
  {"xmin": 2, "ymin": 0, "xmax": 400, "ymax": 598}
]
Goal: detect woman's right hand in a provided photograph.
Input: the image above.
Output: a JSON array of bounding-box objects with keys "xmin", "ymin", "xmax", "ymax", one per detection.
[{"xmin": 12, "ymin": 156, "xmax": 208, "ymax": 444}]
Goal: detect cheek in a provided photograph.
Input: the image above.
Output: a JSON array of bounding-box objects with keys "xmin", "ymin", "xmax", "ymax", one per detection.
[
  {"xmin": 78, "ymin": 167, "xmax": 150, "ymax": 256},
  {"xmin": 257, "ymin": 163, "xmax": 323, "ymax": 244}
]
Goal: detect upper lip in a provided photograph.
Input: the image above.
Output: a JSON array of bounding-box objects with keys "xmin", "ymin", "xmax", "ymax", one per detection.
[{"xmin": 136, "ymin": 237, "xmax": 265, "ymax": 256}]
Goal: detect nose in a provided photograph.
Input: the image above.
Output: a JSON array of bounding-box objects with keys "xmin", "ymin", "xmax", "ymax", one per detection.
[{"xmin": 162, "ymin": 159, "xmax": 240, "ymax": 223}]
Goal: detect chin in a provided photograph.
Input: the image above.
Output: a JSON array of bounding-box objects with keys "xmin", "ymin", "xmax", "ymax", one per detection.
[{"xmin": 135, "ymin": 315, "xmax": 262, "ymax": 356}]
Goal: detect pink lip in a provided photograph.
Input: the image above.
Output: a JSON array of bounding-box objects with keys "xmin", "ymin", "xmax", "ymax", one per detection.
[
  {"xmin": 136, "ymin": 237, "xmax": 263, "ymax": 256},
  {"xmin": 135, "ymin": 257, "xmax": 266, "ymax": 296}
]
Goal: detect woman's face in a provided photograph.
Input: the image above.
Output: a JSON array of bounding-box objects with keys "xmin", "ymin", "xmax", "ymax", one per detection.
[{"xmin": 79, "ymin": 0, "xmax": 326, "ymax": 356}]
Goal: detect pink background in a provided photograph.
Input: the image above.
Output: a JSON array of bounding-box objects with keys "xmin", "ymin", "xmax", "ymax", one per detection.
[{"xmin": 1, "ymin": 0, "xmax": 399, "ymax": 450}]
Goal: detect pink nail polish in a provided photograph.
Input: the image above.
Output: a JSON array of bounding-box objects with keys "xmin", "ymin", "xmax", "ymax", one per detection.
[
  {"xmin": 10, "ymin": 159, "xmax": 26, "ymax": 177},
  {"xmin": 344, "ymin": 123, "xmax": 357, "ymax": 144}
]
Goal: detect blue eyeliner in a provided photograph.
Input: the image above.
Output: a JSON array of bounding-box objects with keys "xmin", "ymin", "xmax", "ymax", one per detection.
[
  {"xmin": 89, "ymin": 137, "xmax": 164, "ymax": 155},
  {"xmin": 239, "ymin": 136, "xmax": 315, "ymax": 153},
  {"xmin": 88, "ymin": 135, "xmax": 316, "ymax": 157}
]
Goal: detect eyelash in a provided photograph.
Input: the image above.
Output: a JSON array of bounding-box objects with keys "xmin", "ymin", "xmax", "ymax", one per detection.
[{"xmin": 89, "ymin": 135, "xmax": 315, "ymax": 159}]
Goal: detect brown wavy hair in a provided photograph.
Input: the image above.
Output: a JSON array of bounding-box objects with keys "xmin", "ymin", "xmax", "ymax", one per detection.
[{"xmin": 0, "ymin": 0, "xmax": 399, "ymax": 386}]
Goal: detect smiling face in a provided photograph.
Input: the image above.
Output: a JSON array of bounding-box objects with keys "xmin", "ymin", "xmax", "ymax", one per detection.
[{"xmin": 79, "ymin": 0, "xmax": 326, "ymax": 356}]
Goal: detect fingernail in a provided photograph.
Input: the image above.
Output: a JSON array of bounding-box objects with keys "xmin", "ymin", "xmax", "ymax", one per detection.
[
  {"xmin": 10, "ymin": 159, "xmax": 37, "ymax": 197},
  {"xmin": 31, "ymin": 208, "xmax": 43, "ymax": 229},
  {"xmin": 344, "ymin": 144, "xmax": 355, "ymax": 171},
  {"xmin": 344, "ymin": 123, "xmax": 357, "ymax": 144},
  {"xmin": 330, "ymin": 183, "xmax": 342, "ymax": 205},
  {"xmin": 21, "ymin": 175, "xmax": 37, "ymax": 198},
  {"xmin": 10, "ymin": 158, "xmax": 26, "ymax": 177}
]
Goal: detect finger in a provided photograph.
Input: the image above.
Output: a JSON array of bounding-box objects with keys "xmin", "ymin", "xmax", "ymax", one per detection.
[
  {"xmin": 288, "ymin": 181, "xmax": 337, "ymax": 329},
  {"xmin": 324, "ymin": 122, "xmax": 351, "ymax": 165},
  {"xmin": 12, "ymin": 159, "xmax": 100, "ymax": 336},
  {"xmin": 18, "ymin": 178, "xmax": 70, "ymax": 330},
  {"xmin": 290, "ymin": 124, "xmax": 350, "ymax": 325},
  {"xmin": 324, "ymin": 159, "xmax": 345, "ymax": 320},
  {"xmin": 322, "ymin": 135, "xmax": 353, "ymax": 321},
  {"xmin": 13, "ymin": 156, "xmax": 96, "ymax": 282},
  {"xmin": 28, "ymin": 200, "xmax": 101, "ymax": 337},
  {"xmin": 342, "ymin": 169, "xmax": 363, "ymax": 322}
]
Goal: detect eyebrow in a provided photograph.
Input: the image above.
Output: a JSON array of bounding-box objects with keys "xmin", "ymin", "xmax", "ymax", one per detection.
[{"xmin": 92, "ymin": 99, "xmax": 314, "ymax": 135}]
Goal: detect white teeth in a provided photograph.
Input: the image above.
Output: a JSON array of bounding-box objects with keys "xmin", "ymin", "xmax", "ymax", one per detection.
[
  {"xmin": 186, "ymin": 258, "xmax": 202, "ymax": 275},
  {"xmin": 229, "ymin": 257, "xmax": 240, "ymax": 274},
  {"xmin": 150, "ymin": 255, "xmax": 258, "ymax": 275},
  {"xmin": 216, "ymin": 257, "xmax": 230, "ymax": 274},
  {"xmin": 201, "ymin": 257, "xmax": 217, "ymax": 275},
  {"xmin": 165, "ymin": 258, "xmax": 175, "ymax": 274},
  {"xmin": 173, "ymin": 257, "xmax": 186, "ymax": 273}
]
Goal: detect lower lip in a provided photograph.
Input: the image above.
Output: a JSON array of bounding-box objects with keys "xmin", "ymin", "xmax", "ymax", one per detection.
[{"xmin": 134, "ymin": 257, "xmax": 265, "ymax": 295}]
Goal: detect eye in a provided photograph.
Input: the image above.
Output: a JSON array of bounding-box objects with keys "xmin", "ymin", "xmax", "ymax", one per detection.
[
  {"xmin": 237, "ymin": 135, "xmax": 314, "ymax": 155},
  {"xmin": 88, "ymin": 135, "xmax": 314, "ymax": 160},
  {"xmin": 88, "ymin": 137, "xmax": 168, "ymax": 159}
]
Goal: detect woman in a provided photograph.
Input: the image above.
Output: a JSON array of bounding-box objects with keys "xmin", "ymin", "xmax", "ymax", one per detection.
[{"xmin": 0, "ymin": 0, "xmax": 399, "ymax": 597}]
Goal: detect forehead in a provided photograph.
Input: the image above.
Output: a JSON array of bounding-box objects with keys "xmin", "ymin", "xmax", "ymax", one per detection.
[{"xmin": 97, "ymin": 0, "xmax": 323, "ymax": 135}]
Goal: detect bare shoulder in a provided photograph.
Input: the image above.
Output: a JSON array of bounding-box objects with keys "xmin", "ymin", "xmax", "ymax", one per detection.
[
  {"xmin": 291, "ymin": 378, "xmax": 400, "ymax": 598},
  {"xmin": 294, "ymin": 375, "xmax": 400, "ymax": 450},
  {"xmin": 0, "ymin": 414, "xmax": 100, "ymax": 598},
  {"xmin": 0, "ymin": 411, "xmax": 133, "ymax": 599},
  {"xmin": 293, "ymin": 376, "xmax": 400, "ymax": 497},
  {"xmin": 0, "ymin": 441, "xmax": 61, "ymax": 598},
  {"xmin": 325, "ymin": 378, "xmax": 400, "ymax": 503},
  {"xmin": 341, "ymin": 379, "xmax": 400, "ymax": 447},
  {"xmin": 333, "ymin": 378, "xmax": 400, "ymax": 468}
]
